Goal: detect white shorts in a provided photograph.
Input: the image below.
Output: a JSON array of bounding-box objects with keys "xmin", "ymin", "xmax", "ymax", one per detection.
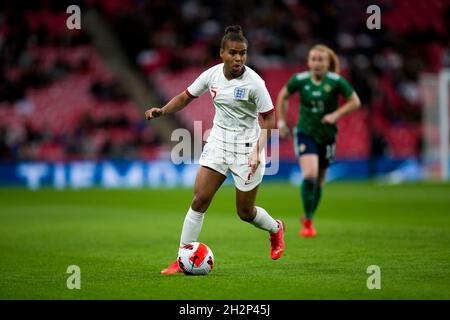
[{"xmin": 198, "ymin": 139, "xmax": 266, "ymax": 192}]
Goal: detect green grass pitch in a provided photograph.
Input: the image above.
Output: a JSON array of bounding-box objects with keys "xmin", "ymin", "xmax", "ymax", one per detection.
[{"xmin": 0, "ymin": 182, "xmax": 449, "ymax": 299}]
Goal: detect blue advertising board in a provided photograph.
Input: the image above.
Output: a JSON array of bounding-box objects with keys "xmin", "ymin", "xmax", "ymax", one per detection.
[{"xmin": 0, "ymin": 158, "xmax": 425, "ymax": 189}]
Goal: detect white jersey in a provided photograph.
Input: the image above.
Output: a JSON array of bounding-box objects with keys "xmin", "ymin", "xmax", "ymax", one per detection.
[{"xmin": 186, "ymin": 63, "xmax": 274, "ymax": 151}]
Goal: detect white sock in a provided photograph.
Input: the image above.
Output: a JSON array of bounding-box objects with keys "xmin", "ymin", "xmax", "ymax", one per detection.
[
  {"xmin": 250, "ymin": 206, "xmax": 279, "ymax": 234},
  {"xmin": 179, "ymin": 207, "xmax": 204, "ymax": 246}
]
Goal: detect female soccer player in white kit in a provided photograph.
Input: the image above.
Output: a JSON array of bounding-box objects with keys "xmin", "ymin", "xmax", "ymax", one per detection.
[{"xmin": 145, "ymin": 25, "xmax": 285, "ymax": 274}]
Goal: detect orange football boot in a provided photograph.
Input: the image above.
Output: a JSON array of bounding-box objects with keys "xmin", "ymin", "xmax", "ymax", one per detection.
[
  {"xmin": 269, "ymin": 220, "xmax": 285, "ymax": 260},
  {"xmin": 160, "ymin": 260, "xmax": 182, "ymax": 274},
  {"xmin": 299, "ymin": 216, "xmax": 317, "ymax": 238}
]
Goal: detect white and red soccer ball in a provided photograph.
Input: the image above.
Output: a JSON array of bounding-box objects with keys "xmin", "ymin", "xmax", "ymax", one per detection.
[{"xmin": 178, "ymin": 242, "xmax": 214, "ymax": 275}]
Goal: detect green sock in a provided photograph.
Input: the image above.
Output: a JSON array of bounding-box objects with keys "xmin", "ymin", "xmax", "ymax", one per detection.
[
  {"xmin": 312, "ymin": 186, "xmax": 322, "ymax": 213},
  {"xmin": 301, "ymin": 179, "xmax": 318, "ymax": 219}
]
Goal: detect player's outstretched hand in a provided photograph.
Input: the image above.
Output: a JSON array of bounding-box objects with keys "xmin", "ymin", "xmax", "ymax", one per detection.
[{"xmin": 145, "ymin": 108, "xmax": 164, "ymax": 120}]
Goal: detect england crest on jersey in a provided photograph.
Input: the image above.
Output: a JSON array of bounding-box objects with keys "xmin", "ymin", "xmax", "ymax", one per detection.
[{"xmin": 234, "ymin": 87, "xmax": 246, "ymax": 100}]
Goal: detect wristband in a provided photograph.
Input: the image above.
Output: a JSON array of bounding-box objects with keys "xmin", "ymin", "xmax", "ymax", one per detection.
[{"xmin": 277, "ymin": 120, "xmax": 287, "ymax": 128}]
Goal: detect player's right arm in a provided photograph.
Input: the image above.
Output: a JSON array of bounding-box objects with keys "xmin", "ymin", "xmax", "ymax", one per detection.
[
  {"xmin": 276, "ymin": 73, "xmax": 304, "ymax": 138},
  {"xmin": 146, "ymin": 67, "xmax": 212, "ymax": 120},
  {"xmin": 275, "ymin": 86, "xmax": 291, "ymax": 139},
  {"xmin": 145, "ymin": 91, "xmax": 193, "ymax": 120}
]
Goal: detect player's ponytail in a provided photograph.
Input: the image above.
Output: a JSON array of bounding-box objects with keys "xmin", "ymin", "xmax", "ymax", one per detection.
[
  {"xmin": 221, "ymin": 25, "xmax": 248, "ymax": 49},
  {"xmin": 311, "ymin": 44, "xmax": 340, "ymax": 74}
]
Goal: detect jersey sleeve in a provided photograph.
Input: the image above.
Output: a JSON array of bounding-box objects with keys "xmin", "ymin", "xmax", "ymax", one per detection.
[
  {"xmin": 338, "ymin": 76, "xmax": 355, "ymax": 99},
  {"xmin": 253, "ymin": 81, "xmax": 274, "ymax": 115},
  {"xmin": 186, "ymin": 69, "xmax": 210, "ymax": 98},
  {"xmin": 286, "ymin": 74, "xmax": 303, "ymax": 94}
]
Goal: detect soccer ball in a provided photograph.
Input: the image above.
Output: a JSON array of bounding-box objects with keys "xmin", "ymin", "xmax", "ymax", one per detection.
[{"xmin": 178, "ymin": 242, "xmax": 214, "ymax": 275}]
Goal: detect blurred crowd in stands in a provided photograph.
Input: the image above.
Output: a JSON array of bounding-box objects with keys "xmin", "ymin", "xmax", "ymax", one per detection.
[
  {"xmin": 0, "ymin": 0, "xmax": 162, "ymax": 161},
  {"xmin": 0, "ymin": 0, "xmax": 449, "ymax": 161}
]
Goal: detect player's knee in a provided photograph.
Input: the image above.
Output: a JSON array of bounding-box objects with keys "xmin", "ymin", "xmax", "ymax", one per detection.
[
  {"xmin": 236, "ymin": 206, "xmax": 255, "ymax": 222},
  {"xmin": 302, "ymin": 170, "xmax": 318, "ymax": 180},
  {"xmin": 191, "ymin": 192, "xmax": 212, "ymax": 212}
]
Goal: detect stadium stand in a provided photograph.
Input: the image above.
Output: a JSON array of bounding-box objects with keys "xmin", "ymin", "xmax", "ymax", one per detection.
[
  {"xmin": 0, "ymin": 1, "xmax": 163, "ymax": 161},
  {"xmin": 0, "ymin": 0, "xmax": 448, "ymax": 161}
]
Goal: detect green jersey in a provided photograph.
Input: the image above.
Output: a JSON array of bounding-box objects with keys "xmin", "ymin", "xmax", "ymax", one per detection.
[{"xmin": 286, "ymin": 71, "xmax": 354, "ymax": 144}]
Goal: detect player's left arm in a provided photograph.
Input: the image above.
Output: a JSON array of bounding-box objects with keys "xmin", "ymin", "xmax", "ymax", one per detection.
[
  {"xmin": 322, "ymin": 92, "xmax": 361, "ymax": 124},
  {"xmin": 249, "ymin": 110, "xmax": 275, "ymax": 174},
  {"xmin": 322, "ymin": 75, "xmax": 361, "ymax": 125},
  {"xmin": 257, "ymin": 109, "xmax": 275, "ymax": 151},
  {"xmin": 248, "ymin": 80, "xmax": 276, "ymax": 174}
]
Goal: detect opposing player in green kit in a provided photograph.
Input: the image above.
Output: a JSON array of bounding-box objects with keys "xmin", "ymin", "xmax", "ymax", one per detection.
[{"xmin": 276, "ymin": 44, "xmax": 361, "ymax": 237}]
